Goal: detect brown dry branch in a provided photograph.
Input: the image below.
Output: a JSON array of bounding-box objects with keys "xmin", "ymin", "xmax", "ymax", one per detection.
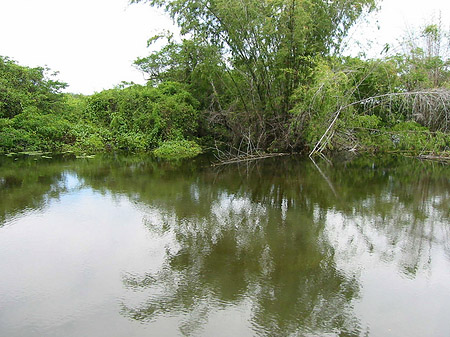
[
  {"xmin": 211, "ymin": 152, "xmax": 291, "ymax": 167},
  {"xmin": 416, "ymin": 154, "xmax": 450, "ymax": 163},
  {"xmin": 211, "ymin": 129, "xmax": 292, "ymax": 166}
]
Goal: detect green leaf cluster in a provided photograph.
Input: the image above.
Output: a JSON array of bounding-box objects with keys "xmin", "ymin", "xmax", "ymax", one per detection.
[
  {"xmin": 0, "ymin": 56, "xmax": 67, "ymax": 118},
  {"xmin": 153, "ymin": 139, "xmax": 202, "ymax": 159},
  {"xmin": 84, "ymin": 81, "xmax": 200, "ymax": 150},
  {"xmin": 289, "ymin": 54, "xmax": 450, "ymax": 154}
]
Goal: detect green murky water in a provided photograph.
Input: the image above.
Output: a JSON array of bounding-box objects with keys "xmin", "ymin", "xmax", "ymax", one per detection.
[{"xmin": 0, "ymin": 154, "xmax": 449, "ymax": 337}]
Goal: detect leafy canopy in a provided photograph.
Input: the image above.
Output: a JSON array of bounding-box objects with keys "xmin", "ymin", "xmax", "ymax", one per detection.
[{"xmin": 0, "ymin": 56, "xmax": 67, "ymax": 118}]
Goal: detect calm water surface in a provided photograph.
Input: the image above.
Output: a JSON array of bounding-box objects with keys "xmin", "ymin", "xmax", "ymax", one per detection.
[{"xmin": 0, "ymin": 154, "xmax": 449, "ymax": 337}]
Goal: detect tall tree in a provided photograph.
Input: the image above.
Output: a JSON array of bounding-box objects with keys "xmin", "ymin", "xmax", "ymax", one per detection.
[{"xmin": 132, "ymin": 0, "xmax": 378, "ymax": 149}]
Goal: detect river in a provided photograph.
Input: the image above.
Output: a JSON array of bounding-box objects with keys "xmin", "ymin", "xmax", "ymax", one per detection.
[{"xmin": 0, "ymin": 154, "xmax": 449, "ymax": 337}]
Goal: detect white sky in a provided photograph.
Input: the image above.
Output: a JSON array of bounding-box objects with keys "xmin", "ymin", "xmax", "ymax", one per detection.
[
  {"xmin": 0, "ymin": 0, "xmax": 449, "ymax": 94},
  {"xmin": 0, "ymin": 0, "xmax": 171, "ymax": 94},
  {"xmin": 348, "ymin": 0, "xmax": 450, "ymax": 57}
]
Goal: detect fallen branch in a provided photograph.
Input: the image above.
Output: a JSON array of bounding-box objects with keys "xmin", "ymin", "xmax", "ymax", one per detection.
[
  {"xmin": 416, "ymin": 154, "xmax": 450, "ymax": 163},
  {"xmin": 211, "ymin": 152, "xmax": 291, "ymax": 167}
]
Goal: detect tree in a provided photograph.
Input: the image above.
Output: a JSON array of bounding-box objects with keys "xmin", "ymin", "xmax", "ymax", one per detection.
[
  {"xmin": 134, "ymin": 34, "xmax": 225, "ymax": 109},
  {"xmin": 395, "ymin": 19, "xmax": 450, "ymax": 89},
  {"xmin": 0, "ymin": 56, "xmax": 67, "ymax": 118},
  {"xmin": 132, "ymin": 0, "xmax": 379, "ymax": 150}
]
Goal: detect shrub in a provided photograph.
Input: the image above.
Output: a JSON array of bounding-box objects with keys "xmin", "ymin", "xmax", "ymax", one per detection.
[{"xmin": 153, "ymin": 140, "xmax": 202, "ymax": 159}]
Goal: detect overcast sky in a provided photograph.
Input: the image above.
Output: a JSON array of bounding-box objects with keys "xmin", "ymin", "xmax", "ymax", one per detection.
[{"xmin": 0, "ymin": 0, "xmax": 449, "ymax": 94}]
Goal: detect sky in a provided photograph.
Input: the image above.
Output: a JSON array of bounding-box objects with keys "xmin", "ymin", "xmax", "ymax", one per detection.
[
  {"xmin": 0, "ymin": 0, "xmax": 172, "ymax": 94},
  {"xmin": 348, "ymin": 0, "xmax": 450, "ymax": 57},
  {"xmin": 0, "ymin": 0, "xmax": 449, "ymax": 94}
]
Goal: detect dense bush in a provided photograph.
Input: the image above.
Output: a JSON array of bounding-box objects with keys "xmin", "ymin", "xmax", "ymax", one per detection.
[
  {"xmin": 83, "ymin": 81, "xmax": 200, "ymax": 152},
  {"xmin": 2, "ymin": 20, "xmax": 450, "ymax": 161},
  {"xmin": 290, "ymin": 55, "xmax": 450, "ymax": 155},
  {"xmin": 0, "ymin": 56, "xmax": 202, "ymax": 154}
]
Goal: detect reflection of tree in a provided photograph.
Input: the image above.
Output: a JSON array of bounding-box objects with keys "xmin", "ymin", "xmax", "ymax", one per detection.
[
  {"xmin": 108, "ymin": 156, "xmax": 448, "ymax": 336},
  {"xmin": 317, "ymin": 156, "xmax": 450, "ymax": 278},
  {"xmin": 0, "ymin": 154, "xmax": 193, "ymax": 225},
  {"xmin": 0, "ymin": 157, "xmax": 69, "ymax": 224},
  {"xmin": 120, "ymin": 189, "xmax": 361, "ymax": 336}
]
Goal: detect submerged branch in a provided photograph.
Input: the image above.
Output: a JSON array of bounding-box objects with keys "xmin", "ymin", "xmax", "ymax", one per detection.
[
  {"xmin": 416, "ymin": 154, "xmax": 450, "ymax": 163},
  {"xmin": 211, "ymin": 152, "xmax": 291, "ymax": 167}
]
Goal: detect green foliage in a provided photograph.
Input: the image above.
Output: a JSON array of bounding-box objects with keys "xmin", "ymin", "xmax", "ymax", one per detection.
[
  {"xmin": 0, "ymin": 112, "xmax": 75, "ymax": 152},
  {"xmin": 132, "ymin": 0, "xmax": 378, "ymax": 150},
  {"xmin": 153, "ymin": 140, "xmax": 202, "ymax": 159},
  {"xmin": 65, "ymin": 122, "xmax": 110, "ymax": 153},
  {"xmin": 343, "ymin": 57, "xmax": 401, "ymax": 99},
  {"xmin": 0, "ymin": 56, "xmax": 201, "ymax": 155},
  {"xmin": 393, "ymin": 22, "xmax": 450, "ymax": 90},
  {"xmin": 0, "ymin": 56, "xmax": 67, "ymax": 118},
  {"xmin": 389, "ymin": 122, "xmax": 449, "ymax": 154},
  {"xmin": 347, "ymin": 114, "xmax": 382, "ymax": 129},
  {"xmin": 290, "ymin": 60, "xmax": 353, "ymax": 148},
  {"xmin": 0, "ymin": 57, "xmax": 72, "ymax": 153},
  {"xmin": 390, "ymin": 50, "xmax": 446, "ymax": 90},
  {"xmin": 2, "ymin": 10, "xmax": 450, "ymax": 158},
  {"xmin": 290, "ymin": 54, "xmax": 450, "ymax": 155},
  {"xmin": 83, "ymin": 81, "xmax": 200, "ymax": 150},
  {"xmin": 340, "ymin": 118, "xmax": 450, "ymax": 155}
]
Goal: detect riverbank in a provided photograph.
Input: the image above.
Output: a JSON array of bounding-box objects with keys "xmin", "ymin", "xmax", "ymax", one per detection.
[{"xmin": 1, "ymin": 56, "xmax": 449, "ymax": 161}]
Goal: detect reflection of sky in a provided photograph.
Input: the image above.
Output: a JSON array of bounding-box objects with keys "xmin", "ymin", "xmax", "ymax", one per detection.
[
  {"xmin": 326, "ymin": 209, "xmax": 450, "ymax": 337},
  {"xmin": 61, "ymin": 172, "xmax": 81, "ymax": 191},
  {"xmin": 0, "ymin": 181, "xmax": 175, "ymax": 337}
]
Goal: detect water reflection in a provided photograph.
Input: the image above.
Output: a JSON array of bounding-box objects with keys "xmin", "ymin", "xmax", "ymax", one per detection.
[
  {"xmin": 120, "ymin": 192, "xmax": 360, "ymax": 336},
  {"xmin": 0, "ymin": 157, "xmax": 73, "ymax": 224},
  {"xmin": 0, "ymin": 154, "xmax": 449, "ymax": 336}
]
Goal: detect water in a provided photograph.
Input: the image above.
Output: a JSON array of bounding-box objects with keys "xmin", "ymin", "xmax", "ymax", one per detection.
[{"xmin": 0, "ymin": 154, "xmax": 449, "ymax": 337}]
